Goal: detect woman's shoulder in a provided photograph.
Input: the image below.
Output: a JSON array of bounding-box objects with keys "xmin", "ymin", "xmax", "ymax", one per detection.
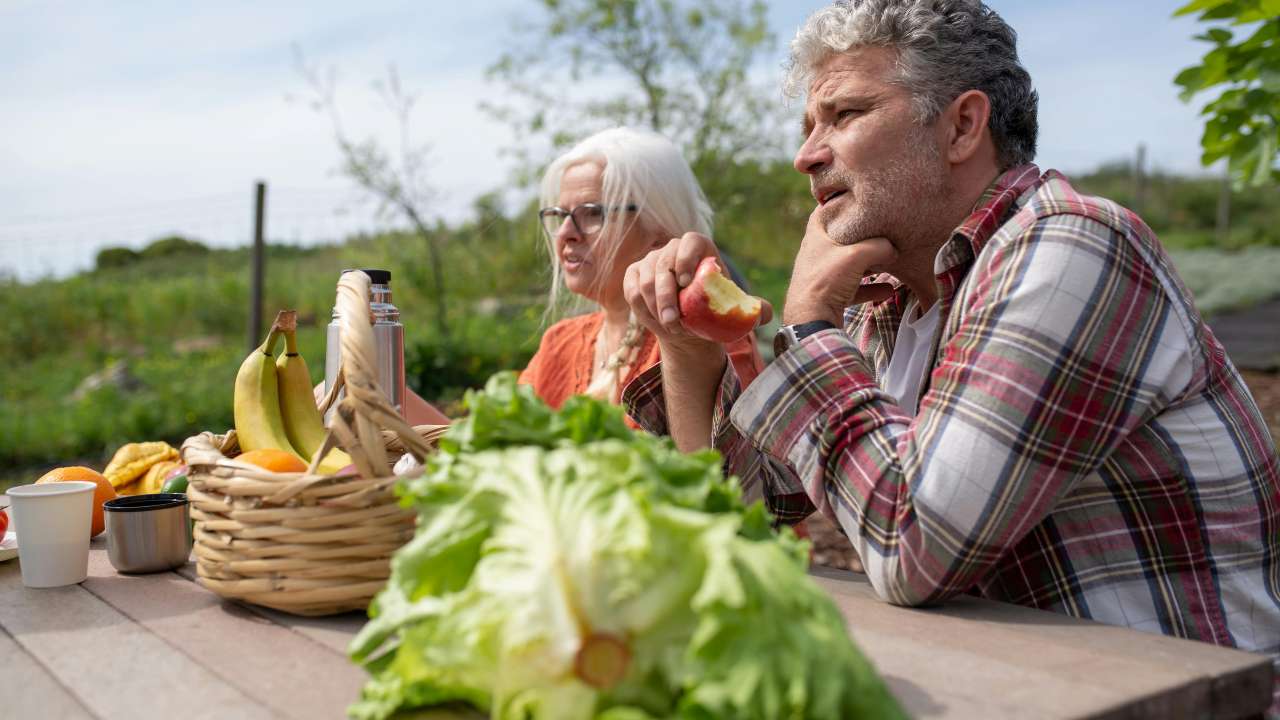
[{"xmin": 522, "ymin": 311, "xmax": 602, "ymax": 407}]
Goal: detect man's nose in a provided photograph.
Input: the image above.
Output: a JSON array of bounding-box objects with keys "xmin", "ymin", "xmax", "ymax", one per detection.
[{"xmin": 794, "ymin": 133, "xmax": 832, "ymax": 175}]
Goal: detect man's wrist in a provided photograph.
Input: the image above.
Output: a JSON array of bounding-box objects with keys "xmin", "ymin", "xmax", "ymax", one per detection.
[
  {"xmin": 781, "ymin": 299, "xmax": 841, "ymax": 327},
  {"xmin": 773, "ymin": 320, "xmax": 838, "ymax": 358}
]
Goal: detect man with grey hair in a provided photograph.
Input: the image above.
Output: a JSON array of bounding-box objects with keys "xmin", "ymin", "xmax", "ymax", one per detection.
[{"xmin": 622, "ymin": 0, "xmax": 1280, "ymax": 703}]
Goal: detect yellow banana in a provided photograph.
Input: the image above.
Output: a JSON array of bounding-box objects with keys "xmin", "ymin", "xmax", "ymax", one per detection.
[
  {"xmin": 276, "ymin": 319, "xmax": 352, "ymax": 474},
  {"xmin": 233, "ymin": 312, "xmax": 305, "ymax": 460}
]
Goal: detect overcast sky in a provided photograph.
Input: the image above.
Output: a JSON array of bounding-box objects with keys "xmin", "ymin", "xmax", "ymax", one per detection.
[{"xmin": 0, "ymin": 0, "xmax": 1215, "ymax": 280}]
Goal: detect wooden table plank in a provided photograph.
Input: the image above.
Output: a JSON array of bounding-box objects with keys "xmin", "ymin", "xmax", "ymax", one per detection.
[
  {"xmin": 80, "ymin": 541, "xmax": 366, "ymax": 720},
  {"xmin": 0, "ymin": 625, "xmax": 95, "ymax": 720},
  {"xmin": 811, "ymin": 566, "xmax": 1274, "ymax": 720},
  {"xmin": 243, "ymin": 605, "xmax": 368, "ymax": 656},
  {"xmin": 173, "ymin": 562, "xmax": 366, "ymax": 655},
  {"xmin": 0, "ymin": 555, "xmax": 275, "ymax": 720}
]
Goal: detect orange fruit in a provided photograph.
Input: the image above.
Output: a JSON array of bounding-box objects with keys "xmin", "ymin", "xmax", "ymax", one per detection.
[
  {"xmin": 36, "ymin": 466, "xmax": 117, "ymax": 537},
  {"xmin": 236, "ymin": 448, "xmax": 307, "ymax": 473}
]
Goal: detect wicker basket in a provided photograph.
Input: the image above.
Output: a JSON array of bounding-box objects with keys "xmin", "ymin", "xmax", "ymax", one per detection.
[{"xmin": 181, "ymin": 271, "xmax": 446, "ymax": 616}]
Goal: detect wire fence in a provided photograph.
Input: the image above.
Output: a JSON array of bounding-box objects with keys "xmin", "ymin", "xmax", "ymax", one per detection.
[{"xmin": 0, "ymin": 186, "xmax": 392, "ymax": 283}]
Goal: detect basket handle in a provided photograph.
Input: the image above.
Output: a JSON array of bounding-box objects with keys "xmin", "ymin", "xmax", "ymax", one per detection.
[{"xmin": 306, "ymin": 271, "xmax": 439, "ymax": 478}]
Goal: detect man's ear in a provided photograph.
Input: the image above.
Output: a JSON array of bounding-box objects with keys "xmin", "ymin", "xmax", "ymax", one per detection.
[{"xmin": 943, "ymin": 89, "xmax": 992, "ymax": 165}]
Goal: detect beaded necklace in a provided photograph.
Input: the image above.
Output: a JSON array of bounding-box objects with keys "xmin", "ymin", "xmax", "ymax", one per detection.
[{"xmin": 585, "ymin": 314, "xmax": 644, "ymax": 401}]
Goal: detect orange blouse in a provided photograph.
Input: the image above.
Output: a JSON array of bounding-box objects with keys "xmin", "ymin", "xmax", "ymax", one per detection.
[{"xmin": 518, "ymin": 312, "xmax": 764, "ymax": 420}]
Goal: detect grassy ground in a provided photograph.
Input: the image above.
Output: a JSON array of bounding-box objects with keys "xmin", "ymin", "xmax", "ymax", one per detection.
[{"xmin": 1169, "ymin": 247, "xmax": 1280, "ymax": 316}]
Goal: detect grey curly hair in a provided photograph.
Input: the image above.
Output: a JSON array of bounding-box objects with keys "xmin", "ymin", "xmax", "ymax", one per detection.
[{"xmin": 785, "ymin": 0, "xmax": 1038, "ymax": 169}]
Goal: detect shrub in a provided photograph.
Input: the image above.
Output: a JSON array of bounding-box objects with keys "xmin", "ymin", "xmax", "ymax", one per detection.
[
  {"xmin": 140, "ymin": 235, "xmax": 209, "ymax": 259},
  {"xmin": 95, "ymin": 247, "xmax": 141, "ymax": 269},
  {"xmin": 405, "ymin": 309, "xmax": 543, "ymax": 405},
  {"xmin": 407, "ymin": 333, "xmax": 538, "ymax": 407}
]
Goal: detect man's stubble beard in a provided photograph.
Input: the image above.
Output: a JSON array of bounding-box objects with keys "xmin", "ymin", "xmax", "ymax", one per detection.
[{"xmin": 820, "ymin": 125, "xmax": 951, "ymax": 254}]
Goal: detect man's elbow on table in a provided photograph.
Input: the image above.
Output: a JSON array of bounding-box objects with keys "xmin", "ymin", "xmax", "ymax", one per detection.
[{"xmin": 857, "ymin": 552, "xmax": 960, "ymax": 609}]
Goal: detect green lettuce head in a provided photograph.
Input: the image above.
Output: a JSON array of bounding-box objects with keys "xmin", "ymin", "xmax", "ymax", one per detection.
[{"xmin": 349, "ymin": 373, "xmax": 904, "ymax": 720}]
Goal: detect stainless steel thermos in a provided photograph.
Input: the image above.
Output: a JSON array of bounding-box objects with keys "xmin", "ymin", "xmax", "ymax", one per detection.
[{"xmin": 324, "ymin": 268, "xmax": 406, "ymax": 418}]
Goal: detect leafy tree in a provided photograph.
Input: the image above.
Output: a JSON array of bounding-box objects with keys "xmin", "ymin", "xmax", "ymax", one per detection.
[
  {"xmin": 293, "ymin": 52, "xmax": 453, "ymax": 338},
  {"xmin": 1174, "ymin": 0, "xmax": 1280, "ymax": 187},
  {"xmin": 484, "ymin": 0, "xmax": 790, "ymax": 191}
]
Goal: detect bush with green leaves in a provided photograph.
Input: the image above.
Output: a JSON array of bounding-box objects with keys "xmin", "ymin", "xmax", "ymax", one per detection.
[
  {"xmin": 140, "ymin": 235, "xmax": 210, "ymax": 259},
  {"xmin": 95, "ymin": 246, "xmax": 141, "ymax": 270},
  {"xmin": 1174, "ymin": 0, "xmax": 1280, "ymax": 188},
  {"xmin": 406, "ymin": 310, "xmax": 542, "ymax": 408}
]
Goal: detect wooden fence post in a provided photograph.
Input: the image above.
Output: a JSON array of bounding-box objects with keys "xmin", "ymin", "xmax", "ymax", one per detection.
[
  {"xmin": 1133, "ymin": 143, "xmax": 1147, "ymax": 216},
  {"xmin": 248, "ymin": 180, "xmax": 266, "ymax": 351}
]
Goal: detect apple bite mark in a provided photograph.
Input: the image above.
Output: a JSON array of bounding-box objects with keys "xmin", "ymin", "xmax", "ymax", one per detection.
[
  {"xmin": 703, "ymin": 271, "xmax": 762, "ymax": 317},
  {"xmin": 677, "ymin": 256, "xmax": 763, "ymax": 344}
]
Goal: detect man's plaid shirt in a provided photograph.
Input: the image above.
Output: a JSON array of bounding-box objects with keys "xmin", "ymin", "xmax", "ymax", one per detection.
[{"xmin": 624, "ymin": 165, "xmax": 1280, "ymax": 675}]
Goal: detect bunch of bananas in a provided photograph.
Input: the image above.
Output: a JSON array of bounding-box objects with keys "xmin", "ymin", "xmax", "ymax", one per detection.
[{"xmin": 234, "ymin": 310, "xmax": 351, "ymax": 474}]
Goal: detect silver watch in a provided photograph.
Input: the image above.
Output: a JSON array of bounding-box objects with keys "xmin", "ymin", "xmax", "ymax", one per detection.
[{"xmin": 772, "ymin": 320, "xmax": 838, "ymax": 357}]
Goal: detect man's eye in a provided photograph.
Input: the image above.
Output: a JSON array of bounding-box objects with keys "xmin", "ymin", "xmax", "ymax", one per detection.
[{"xmin": 837, "ymin": 109, "xmax": 859, "ymax": 122}]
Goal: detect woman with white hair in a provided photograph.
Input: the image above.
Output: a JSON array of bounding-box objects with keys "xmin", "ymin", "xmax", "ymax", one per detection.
[
  {"xmin": 518, "ymin": 126, "xmax": 762, "ymax": 414},
  {"xmin": 402, "ymin": 126, "xmax": 762, "ymax": 425}
]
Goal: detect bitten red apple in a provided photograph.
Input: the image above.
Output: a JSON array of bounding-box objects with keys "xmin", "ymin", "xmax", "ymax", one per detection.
[{"xmin": 677, "ymin": 256, "xmax": 762, "ymax": 343}]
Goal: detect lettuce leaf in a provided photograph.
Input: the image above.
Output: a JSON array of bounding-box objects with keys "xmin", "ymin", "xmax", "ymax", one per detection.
[{"xmin": 349, "ymin": 373, "xmax": 904, "ymax": 720}]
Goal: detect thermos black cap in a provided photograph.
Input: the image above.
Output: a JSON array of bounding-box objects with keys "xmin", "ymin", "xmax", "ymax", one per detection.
[{"xmin": 341, "ymin": 268, "xmax": 391, "ymax": 285}]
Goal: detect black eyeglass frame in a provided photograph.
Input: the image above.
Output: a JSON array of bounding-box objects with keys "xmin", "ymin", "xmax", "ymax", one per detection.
[{"xmin": 537, "ymin": 202, "xmax": 640, "ymax": 238}]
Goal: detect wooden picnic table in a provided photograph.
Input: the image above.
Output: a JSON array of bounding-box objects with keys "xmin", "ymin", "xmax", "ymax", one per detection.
[{"xmin": 0, "ymin": 537, "xmax": 1272, "ymax": 719}]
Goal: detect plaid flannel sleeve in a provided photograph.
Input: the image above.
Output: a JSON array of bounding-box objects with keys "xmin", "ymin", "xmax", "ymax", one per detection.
[
  {"xmin": 729, "ymin": 215, "xmax": 1194, "ymax": 606},
  {"xmin": 621, "ymin": 360, "xmax": 813, "ymax": 523}
]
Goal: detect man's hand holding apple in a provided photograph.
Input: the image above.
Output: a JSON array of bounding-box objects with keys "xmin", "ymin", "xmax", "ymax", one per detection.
[{"xmin": 782, "ymin": 209, "xmax": 899, "ymax": 326}]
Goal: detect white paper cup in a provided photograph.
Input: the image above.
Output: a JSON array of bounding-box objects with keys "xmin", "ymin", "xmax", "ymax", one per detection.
[{"xmin": 6, "ymin": 481, "xmax": 95, "ymax": 588}]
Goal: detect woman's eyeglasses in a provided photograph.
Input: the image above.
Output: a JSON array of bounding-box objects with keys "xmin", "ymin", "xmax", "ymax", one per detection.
[{"xmin": 538, "ymin": 203, "xmax": 638, "ymax": 238}]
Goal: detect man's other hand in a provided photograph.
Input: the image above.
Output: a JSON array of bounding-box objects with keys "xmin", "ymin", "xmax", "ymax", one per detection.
[{"xmin": 783, "ymin": 209, "xmax": 898, "ymax": 326}]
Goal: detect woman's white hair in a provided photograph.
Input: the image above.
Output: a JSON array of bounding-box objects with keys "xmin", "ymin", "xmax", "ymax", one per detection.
[
  {"xmin": 539, "ymin": 126, "xmax": 713, "ymax": 318},
  {"xmin": 785, "ymin": 0, "xmax": 1038, "ymax": 170}
]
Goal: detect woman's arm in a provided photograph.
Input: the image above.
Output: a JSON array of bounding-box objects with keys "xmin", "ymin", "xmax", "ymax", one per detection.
[{"xmin": 404, "ymin": 388, "xmax": 452, "ymax": 425}]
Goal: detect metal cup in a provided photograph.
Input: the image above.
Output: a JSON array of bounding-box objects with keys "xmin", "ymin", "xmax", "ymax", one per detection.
[{"xmin": 104, "ymin": 494, "xmax": 192, "ymax": 574}]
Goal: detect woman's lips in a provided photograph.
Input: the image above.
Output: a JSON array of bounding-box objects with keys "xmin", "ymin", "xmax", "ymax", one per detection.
[{"xmin": 563, "ymin": 256, "xmax": 587, "ymax": 272}]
